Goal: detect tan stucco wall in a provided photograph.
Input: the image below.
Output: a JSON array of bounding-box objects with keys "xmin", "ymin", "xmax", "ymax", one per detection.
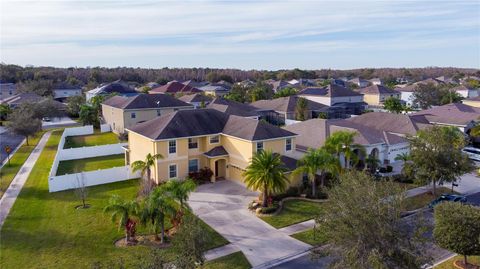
[
  {"xmin": 362, "ymin": 94, "xmax": 380, "ymax": 105},
  {"xmin": 463, "ymin": 100, "xmax": 480, "ymax": 108}
]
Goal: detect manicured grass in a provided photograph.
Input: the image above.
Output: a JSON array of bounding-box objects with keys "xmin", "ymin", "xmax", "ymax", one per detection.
[
  {"xmin": 291, "ymin": 228, "xmax": 328, "ymax": 246},
  {"xmin": 64, "ymin": 131, "xmax": 119, "ymax": 148},
  {"xmin": 0, "ymin": 130, "xmax": 227, "ymax": 268},
  {"xmin": 56, "ymin": 154, "xmax": 125, "ymax": 176},
  {"xmin": 434, "ymin": 255, "xmax": 480, "ymax": 269},
  {"xmin": 260, "ymin": 199, "xmax": 326, "ymax": 229},
  {"xmin": 404, "ymin": 187, "xmax": 458, "ymax": 211},
  {"xmin": 204, "ymin": 252, "xmax": 251, "ymax": 269},
  {"xmin": 0, "ymin": 131, "xmax": 46, "ymax": 198}
]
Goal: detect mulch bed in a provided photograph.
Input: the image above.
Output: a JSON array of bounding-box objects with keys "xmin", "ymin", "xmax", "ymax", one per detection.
[
  {"xmin": 454, "ymin": 260, "xmax": 480, "ymax": 269},
  {"xmin": 114, "ymin": 234, "xmax": 171, "ymax": 248}
]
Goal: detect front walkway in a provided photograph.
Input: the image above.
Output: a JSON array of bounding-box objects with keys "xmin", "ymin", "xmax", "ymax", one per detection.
[
  {"xmin": 188, "ymin": 180, "xmax": 311, "ymax": 267},
  {"xmin": 405, "ymin": 172, "xmax": 480, "ymax": 198},
  {"xmin": 0, "ymin": 131, "xmax": 51, "ymax": 228}
]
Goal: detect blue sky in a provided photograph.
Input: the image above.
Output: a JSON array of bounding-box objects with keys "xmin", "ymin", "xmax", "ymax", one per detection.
[{"xmin": 1, "ymin": 0, "xmax": 479, "ymax": 70}]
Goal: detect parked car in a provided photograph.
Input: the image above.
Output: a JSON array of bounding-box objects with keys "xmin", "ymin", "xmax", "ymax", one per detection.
[
  {"xmin": 462, "ymin": 146, "xmax": 480, "ymax": 162},
  {"xmin": 42, "ymin": 117, "xmax": 51, "ymax": 122},
  {"xmin": 428, "ymin": 194, "xmax": 467, "ymax": 209}
]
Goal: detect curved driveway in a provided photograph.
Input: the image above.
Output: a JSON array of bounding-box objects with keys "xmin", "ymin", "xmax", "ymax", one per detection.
[{"xmin": 188, "ymin": 180, "xmax": 310, "ymax": 267}]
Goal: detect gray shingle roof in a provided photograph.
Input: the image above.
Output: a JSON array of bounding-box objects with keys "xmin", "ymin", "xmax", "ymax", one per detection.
[
  {"xmin": 178, "ymin": 93, "xmax": 213, "ymax": 103},
  {"xmin": 87, "ymin": 80, "xmax": 137, "ymax": 95},
  {"xmin": 346, "ymin": 112, "xmax": 431, "ymax": 136},
  {"xmin": 103, "ymin": 94, "xmax": 192, "ymax": 110},
  {"xmin": 150, "ymin": 81, "xmax": 202, "ymax": 94},
  {"xmin": 412, "ymin": 103, "xmax": 480, "ymax": 126},
  {"xmin": 357, "ymin": 85, "xmax": 400, "ymax": 95},
  {"xmin": 207, "ymin": 98, "xmax": 259, "ymax": 117},
  {"xmin": 251, "ymin": 96, "xmax": 328, "ymax": 113},
  {"xmin": 204, "ymin": 146, "xmax": 229, "ymax": 157},
  {"xmin": 127, "ymin": 109, "xmax": 296, "ymax": 141},
  {"xmin": 299, "ymin": 84, "xmax": 362, "ymax": 97}
]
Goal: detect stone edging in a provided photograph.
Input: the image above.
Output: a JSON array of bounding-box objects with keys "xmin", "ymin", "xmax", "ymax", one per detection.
[{"xmin": 255, "ymin": 197, "xmax": 329, "ymax": 217}]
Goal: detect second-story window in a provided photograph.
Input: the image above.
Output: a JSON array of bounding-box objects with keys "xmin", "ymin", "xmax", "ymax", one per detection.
[
  {"xmin": 256, "ymin": 141, "xmax": 264, "ymax": 152},
  {"xmin": 210, "ymin": 135, "xmax": 220, "ymax": 144},
  {"xmin": 286, "ymin": 138, "xmax": 292, "ymax": 151},
  {"xmin": 131, "ymin": 112, "xmax": 136, "ymax": 119},
  {"xmin": 188, "ymin": 138, "xmax": 198, "ymax": 149},
  {"xmin": 168, "ymin": 140, "xmax": 176, "ymax": 154}
]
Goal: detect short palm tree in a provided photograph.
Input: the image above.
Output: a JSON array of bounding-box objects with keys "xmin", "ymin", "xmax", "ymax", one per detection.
[
  {"xmin": 243, "ymin": 150, "xmax": 289, "ymax": 207},
  {"xmin": 160, "ymin": 179, "xmax": 196, "ymax": 210},
  {"xmin": 294, "ymin": 148, "xmax": 340, "ymax": 197},
  {"xmin": 103, "ymin": 195, "xmax": 140, "ymax": 244},
  {"xmin": 365, "ymin": 155, "xmax": 381, "ymax": 173},
  {"xmin": 325, "ymin": 131, "xmax": 361, "ymax": 170},
  {"xmin": 140, "ymin": 188, "xmax": 177, "ymax": 243},
  {"xmin": 131, "ymin": 153, "xmax": 163, "ymax": 195}
]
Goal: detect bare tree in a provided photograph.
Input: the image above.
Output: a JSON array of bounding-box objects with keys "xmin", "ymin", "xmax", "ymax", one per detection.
[{"xmin": 74, "ymin": 173, "xmax": 89, "ymax": 209}]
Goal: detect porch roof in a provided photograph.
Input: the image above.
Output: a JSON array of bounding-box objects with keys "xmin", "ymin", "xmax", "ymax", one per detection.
[{"xmin": 204, "ymin": 146, "xmax": 229, "ymax": 158}]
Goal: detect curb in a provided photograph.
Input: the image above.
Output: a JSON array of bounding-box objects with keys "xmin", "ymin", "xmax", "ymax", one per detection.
[{"xmin": 251, "ymin": 249, "xmax": 312, "ymax": 269}]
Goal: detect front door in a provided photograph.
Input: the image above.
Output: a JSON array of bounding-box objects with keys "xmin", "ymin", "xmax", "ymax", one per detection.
[{"xmin": 215, "ymin": 161, "xmax": 219, "ymax": 177}]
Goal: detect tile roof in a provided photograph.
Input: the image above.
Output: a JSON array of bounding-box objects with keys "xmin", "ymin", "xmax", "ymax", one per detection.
[
  {"xmin": 102, "ymin": 94, "xmax": 192, "ymax": 110},
  {"xmin": 127, "ymin": 109, "xmax": 296, "ymax": 141},
  {"xmin": 178, "ymin": 93, "xmax": 213, "ymax": 103},
  {"xmin": 299, "ymin": 84, "xmax": 362, "ymax": 97},
  {"xmin": 251, "ymin": 96, "xmax": 328, "ymax": 113},
  {"xmin": 150, "ymin": 81, "xmax": 202, "ymax": 94},
  {"xmin": 204, "ymin": 146, "xmax": 229, "ymax": 158},
  {"xmin": 357, "ymin": 85, "xmax": 400, "ymax": 95},
  {"xmin": 207, "ymin": 98, "xmax": 259, "ymax": 117},
  {"xmin": 412, "ymin": 103, "xmax": 480, "ymax": 126}
]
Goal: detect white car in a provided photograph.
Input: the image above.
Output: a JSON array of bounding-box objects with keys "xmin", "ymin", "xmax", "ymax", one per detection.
[{"xmin": 462, "ymin": 146, "xmax": 480, "ymax": 162}]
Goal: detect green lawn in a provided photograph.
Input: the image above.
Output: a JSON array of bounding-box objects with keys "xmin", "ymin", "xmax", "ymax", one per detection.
[
  {"xmin": 64, "ymin": 131, "xmax": 119, "ymax": 148},
  {"xmin": 434, "ymin": 255, "xmax": 480, "ymax": 269},
  {"xmin": 56, "ymin": 154, "xmax": 125, "ymax": 176},
  {"xmin": 0, "ymin": 130, "xmax": 227, "ymax": 268},
  {"xmin": 0, "ymin": 131, "xmax": 46, "ymax": 198},
  {"xmin": 260, "ymin": 199, "xmax": 326, "ymax": 229},
  {"xmin": 404, "ymin": 187, "xmax": 457, "ymax": 211},
  {"xmin": 291, "ymin": 228, "xmax": 328, "ymax": 246},
  {"xmin": 204, "ymin": 252, "xmax": 251, "ymax": 269}
]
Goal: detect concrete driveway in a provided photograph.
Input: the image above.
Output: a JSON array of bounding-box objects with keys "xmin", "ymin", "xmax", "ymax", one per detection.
[{"xmin": 188, "ymin": 180, "xmax": 311, "ymax": 267}]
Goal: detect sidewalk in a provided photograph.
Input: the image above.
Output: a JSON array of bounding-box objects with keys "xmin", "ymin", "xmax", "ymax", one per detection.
[
  {"xmin": 0, "ymin": 131, "xmax": 51, "ymax": 228},
  {"xmin": 405, "ymin": 172, "xmax": 480, "ymax": 198}
]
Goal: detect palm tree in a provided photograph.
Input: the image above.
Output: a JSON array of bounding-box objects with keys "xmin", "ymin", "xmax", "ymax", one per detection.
[
  {"xmin": 325, "ymin": 131, "xmax": 361, "ymax": 170},
  {"xmin": 243, "ymin": 150, "xmax": 290, "ymax": 207},
  {"xmin": 160, "ymin": 179, "xmax": 196, "ymax": 210},
  {"xmin": 131, "ymin": 153, "xmax": 163, "ymax": 195},
  {"xmin": 294, "ymin": 148, "xmax": 340, "ymax": 197},
  {"xmin": 140, "ymin": 188, "xmax": 177, "ymax": 243},
  {"xmin": 103, "ymin": 195, "xmax": 139, "ymax": 244},
  {"xmin": 365, "ymin": 155, "xmax": 381, "ymax": 174},
  {"xmin": 394, "ymin": 152, "xmax": 411, "ymax": 175}
]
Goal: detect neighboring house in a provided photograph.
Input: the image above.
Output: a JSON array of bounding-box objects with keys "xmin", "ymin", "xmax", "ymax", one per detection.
[
  {"xmin": 199, "ymin": 84, "xmax": 230, "ymax": 97},
  {"xmin": 298, "ymin": 84, "xmax": 366, "ymax": 115},
  {"xmin": 288, "ymin": 79, "xmax": 316, "ymax": 88},
  {"xmin": 250, "ymin": 95, "xmax": 329, "ymax": 122},
  {"xmin": 0, "ymin": 92, "xmax": 44, "ymax": 108},
  {"xmin": 102, "ymin": 94, "xmax": 194, "ymax": 134},
  {"xmin": 369, "ymin": 78, "xmax": 383, "ymax": 85},
  {"xmin": 207, "ymin": 98, "xmax": 260, "ymax": 119},
  {"xmin": 182, "ymin": 79, "xmax": 209, "ymax": 88},
  {"xmin": 463, "ymin": 96, "xmax": 480, "ymax": 108},
  {"xmin": 412, "ymin": 103, "xmax": 480, "ymax": 133},
  {"xmin": 436, "ymin": 76, "xmax": 457, "ymax": 84},
  {"xmin": 150, "ymin": 81, "xmax": 202, "ymax": 95},
  {"xmin": 450, "ymin": 85, "xmax": 479, "ymax": 99},
  {"xmin": 266, "ymin": 80, "xmax": 293, "ymax": 93},
  {"xmin": 348, "ymin": 78, "xmax": 370, "ymax": 88},
  {"xmin": 0, "ymin": 83, "xmax": 17, "ymax": 100},
  {"xmin": 358, "ymin": 85, "xmax": 401, "ymax": 107},
  {"xmin": 395, "ymin": 78, "xmax": 446, "ymax": 107},
  {"xmin": 237, "ymin": 79, "xmax": 256, "ymax": 88},
  {"xmin": 125, "ymin": 109, "xmax": 299, "ymax": 185},
  {"xmin": 213, "ymin": 80, "xmax": 233, "ymax": 90},
  {"xmin": 52, "ymin": 84, "xmax": 82, "ymax": 101},
  {"xmin": 86, "ymin": 80, "xmax": 138, "ymax": 101},
  {"xmin": 284, "ymin": 118, "xmax": 410, "ymax": 166},
  {"xmin": 178, "ymin": 93, "xmax": 213, "ymax": 108}
]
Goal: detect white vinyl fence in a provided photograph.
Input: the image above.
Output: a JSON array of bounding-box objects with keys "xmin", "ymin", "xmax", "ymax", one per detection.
[
  {"xmin": 100, "ymin": 123, "xmax": 111, "ymax": 133},
  {"xmin": 48, "ymin": 125, "xmax": 138, "ymax": 192}
]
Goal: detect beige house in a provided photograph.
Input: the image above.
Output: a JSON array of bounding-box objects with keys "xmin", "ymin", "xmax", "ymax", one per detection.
[
  {"xmin": 358, "ymin": 85, "xmax": 401, "ymax": 106},
  {"xmin": 462, "ymin": 96, "xmax": 480, "ymax": 108},
  {"xmin": 102, "ymin": 94, "xmax": 193, "ymax": 134},
  {"xmin": 126, "ymin": 109, "xmax": 300, "ymax": 185}
]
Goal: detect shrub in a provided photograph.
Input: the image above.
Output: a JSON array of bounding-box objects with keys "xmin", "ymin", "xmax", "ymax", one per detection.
[
  {"xmin": 379, "ymin": 167, "xmax": 387, "ymax": 173},
  {"xmin": 271, "ymin": 186, "xmax": 300, "ymax": 201},
  {"xmin": 386, "ymin": 165, "xmax": 393, "ymax": 172},
  {"xmin": 188, "ymin": 167, "xmax": 213, "ymax": 184},
  {"xmin": 259, "ymin": 201, "xmax": 279, "ymax": 214}
]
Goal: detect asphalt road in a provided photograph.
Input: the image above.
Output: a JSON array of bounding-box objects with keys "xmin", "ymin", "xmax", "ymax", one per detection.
[
  {"xmin": 467, "ymin": 192, "xmax": 480, "ymax": 206},
  {"xmin": 0, "ymin": 127, "xmax": 24, "ymax": 165},
  {"xmin": 270, "ymin": 253, "xmax": 332, "ymax": 269}
]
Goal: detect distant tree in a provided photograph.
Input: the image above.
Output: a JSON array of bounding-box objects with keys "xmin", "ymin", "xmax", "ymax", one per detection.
[
  {"xmin": 412, "ymin": 83, "xmax": 442, "ymax": 109},
  {"xmin": 7, "ymin": 106, "xmax": 41, "ymax": 145},
  {"xmin": 18, "ymin": 79, "xmax": 54, "ymax": 96},
  {"xmin": 224, "ymin": 84, "xmax": 248, "ymax": 103},
  {"xmin": 66, "ymin": 95, "xmax": 86, "ymax": 117},
  {"xmin": 172, "ymin": 214, "xmax": 211, "ymax": 269},
  {"xmin": 78, "ymin": 105, "xmax": 99, "ymax": 127},
  {"xmin": 140, "ymin": 86, "xmax": 151, "ymax": 94},
  {"xmin": 465, "ymin": 78, "xmax": 480, "ymax": 89},
  {"xmin": 0, "ymin": 104, "xmax": 12, "ymax": 120},
  {"xmin": 434, "ymin": 202, "xmax": 480, "ymax": 266},
  {"xmin": 439, "ymin": 88, "xmax": 463, "ymax": 105},
  {"xmin": 156, "ymin": 78, "xmax": 169, "ymax": 85},
  {"xmin": 383, "ymin": 97, "xmax": 404, "ymax": 114},
  {"xmin": 103, "ymin": 195, "xmax": 139, "ymax": 245},
  {"xmin": 248, "ymin": 82, "xmax": 273, "ymax": 102},
  {"xmin": 315, "ymin": 170, "xmax": 429, "ymax": 268},
  {"xmin": 34, "ymin": 99, "xmax": 64, "ymax": 119},
  {"xmin": 406, "ymin": 126, "xmax": 473, "ymax": 196},
  {"xmin": 273, "ymin": 87, "xmax": 298, "ymax": 98},
  {"xmin": 243, "ymin": 150, "xmax": 289, "ymax": 207},
  {"xmin": 295, "ymin": 97, "xmax": 308, "ymax": 121}
]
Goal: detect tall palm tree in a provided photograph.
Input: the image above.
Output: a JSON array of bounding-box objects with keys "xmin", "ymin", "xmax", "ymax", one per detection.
[
  {"xmin": 243, "ymin": 150, "xmax": 290, "ymax": 207},
  {"xmin": 325, "ymin": 131, "xmax": 361, "ymax": 170},
  {"xmin": 131, "ymin": 153, "xmax": 163, "ymax": 195},
  {"xmin": 140, "ymin": 188, "xmax": 177, "ymax": 243},
  {"xmin": 160, "ymin": 179, "xmax": 196, "ymax": 210},
  {"xmin": 294, "ymin": 148, "xmax": 340, "ymax": 197},
  {"xmin": 103, "ymin": 195, "xmax": 139, "ymax": 244}
]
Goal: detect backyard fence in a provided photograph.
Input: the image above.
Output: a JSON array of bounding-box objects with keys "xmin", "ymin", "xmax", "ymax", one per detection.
[{"xmin": 48, "ymin": 125, "xmax": 136, "ymax": 192}]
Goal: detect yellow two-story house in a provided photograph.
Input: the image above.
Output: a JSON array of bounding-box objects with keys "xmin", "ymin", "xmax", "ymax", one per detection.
[
  {"xmin": 358, "ymin": 85, "xmax": 401, "ymax": 107},
  {"xmin": 126, "ymin": 109, "xmax": 300, "ymax": 185},
  {"xmin": 102, "ymin": 94, "xmax": 193, "ymax": 134}
]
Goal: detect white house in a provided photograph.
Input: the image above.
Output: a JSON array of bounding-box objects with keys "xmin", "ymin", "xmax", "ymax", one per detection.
[{"xmin": 298, "ymin": 84, "xmax": 364, "ymax": 106}]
